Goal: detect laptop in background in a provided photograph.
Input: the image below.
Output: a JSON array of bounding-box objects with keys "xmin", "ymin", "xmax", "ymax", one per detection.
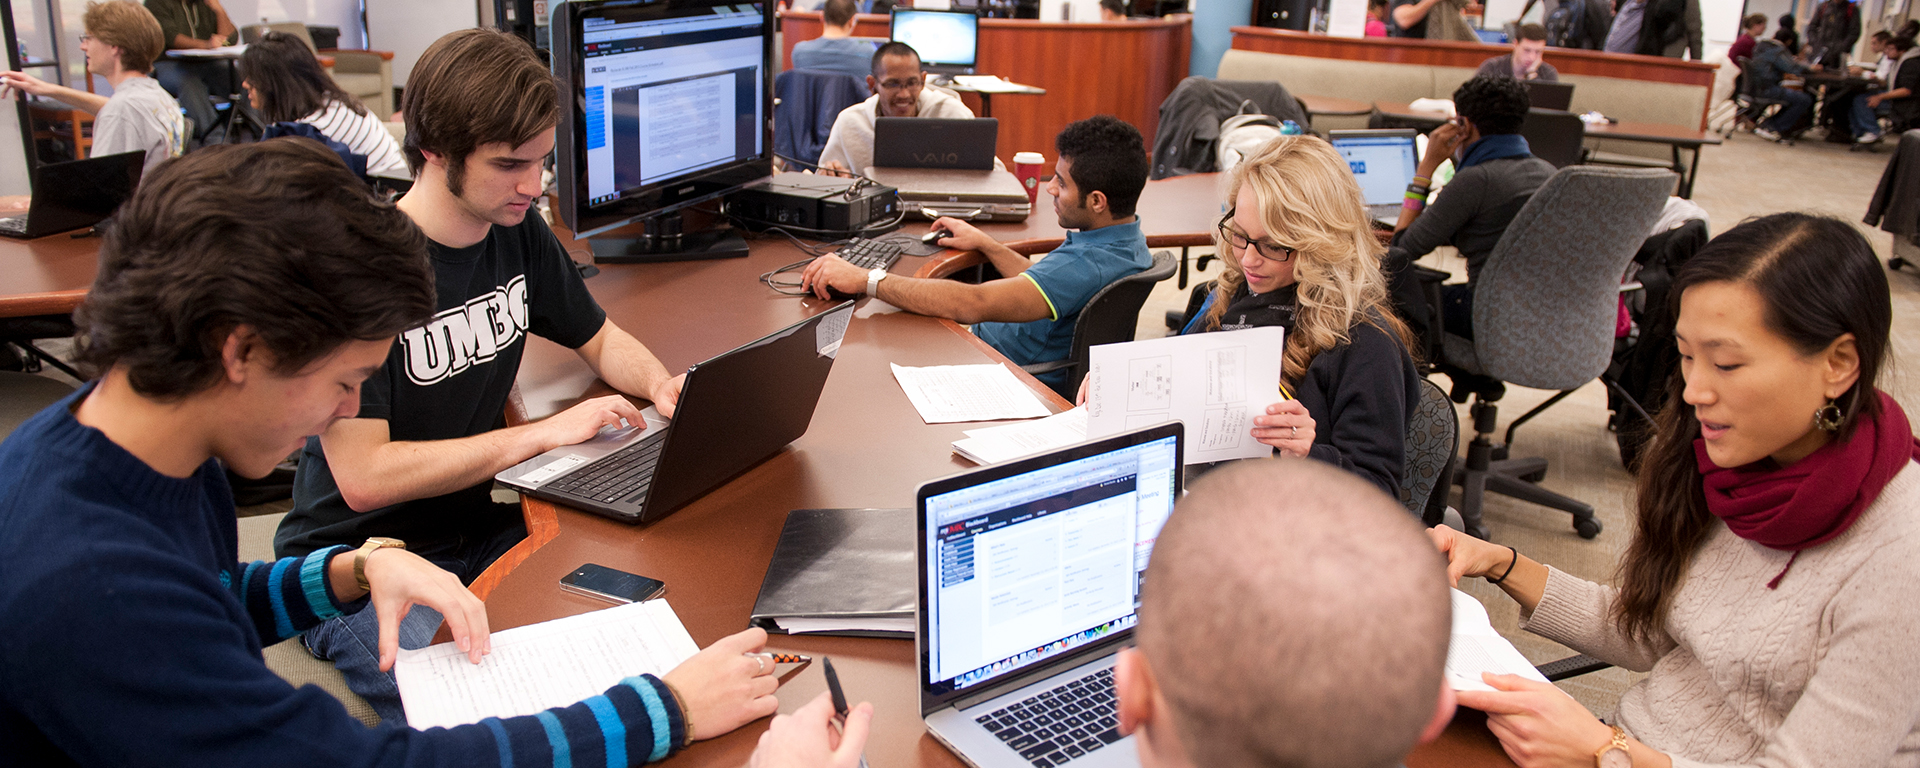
[
  {"xmin": 918, "ymin": 422, "xmax": 1184, "ymax": 768},
  {"xmin": 1522, "ymin": 80, "xmax": 1576, "ymax": 112},
  {"xmin": 0, "ymin": 151, "xmax": 144, "ymax": 239},
  {"xmin": 1327, "ymin": 129, "xmax": 1420, "ymax": 226},
  {"xmin": 496, "ymin": 301, "xmax": 855, "ymax": 524},
  {"xmin": 873, "ymin": 117, "xmax": 1000, "ymax": 170}
]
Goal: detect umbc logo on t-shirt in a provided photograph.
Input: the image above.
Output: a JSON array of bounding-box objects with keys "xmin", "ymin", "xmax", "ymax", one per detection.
[{"xmin": 401, "ymin": 275, "xmax": 530, "ymax": 385}]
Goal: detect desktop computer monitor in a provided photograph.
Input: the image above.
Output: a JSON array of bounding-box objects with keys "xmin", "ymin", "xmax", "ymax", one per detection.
[
  {"xmin": 553, "ymin": 0, "xmax": 774, "ymax": 262},
  {"xmin": 889, "ymin": 9, "xmax": 978, "ymax": 75}
]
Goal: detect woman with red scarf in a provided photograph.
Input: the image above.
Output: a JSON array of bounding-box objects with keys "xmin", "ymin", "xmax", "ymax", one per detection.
[{"xmin": 1429, "ymin": 212, "xmax": 1920, "ymax": 768}]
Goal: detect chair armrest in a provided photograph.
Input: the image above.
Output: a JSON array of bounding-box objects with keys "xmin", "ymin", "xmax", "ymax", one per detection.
[
  {"xmin": 1021, "ymin": 360, "xmax": 1074, "ymax": 375},
  {"xmin": 1411, "ymin": 264, "xmax": 1451, "ymax": 365},
  {"xmin": 318, "ymin": 48, "xmax": 396, "ymax": 61},
  {"xmin": 322, "ymin": 50, "xmax": 393, "ymax": 75},
  {"xmin": 1619, "ymin": 281, "xmax": 1645, "ymax": 293},
  {"xmin": 1536, "ymin": 654, "xmax": 1612, "ymax": 682}
]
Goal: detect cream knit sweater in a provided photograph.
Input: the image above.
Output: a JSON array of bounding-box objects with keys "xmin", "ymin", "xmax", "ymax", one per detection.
[{"xmin": 1522, "ymin": 461, "xmax": 1920, "ymax": 768}]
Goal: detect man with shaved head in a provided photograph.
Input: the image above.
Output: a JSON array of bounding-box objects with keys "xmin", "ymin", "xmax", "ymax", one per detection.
[{"xmin": 748, "ymin": 460, "xmax": 1458, "ymax": 768}]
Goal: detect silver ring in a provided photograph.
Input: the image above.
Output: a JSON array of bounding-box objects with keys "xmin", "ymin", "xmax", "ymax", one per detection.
[
  {"xmin": 755, "ymin": 655, "xmax": 768, "ymax": 675},
  {"xmin": 1291, "ymin": 426, "xmax": 1299, "ymax": 438}
]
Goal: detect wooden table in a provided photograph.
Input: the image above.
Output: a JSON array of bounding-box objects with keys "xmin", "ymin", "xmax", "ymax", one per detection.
[
  {"xmin": 472, "ymin": 179, "xmax": 1514, "ymax": 768},
  {"xmin": 944, "ymin": 78, "xmax": 1047, "ymax": 119},
  {"xmin": 1372, "ymin": 101, "xmax": 1721, "ymax": 197},
  {"xmin": 0, "ymin": 229, "xmax": 99, "ymax": 319},
  {"xmin": 1299, "ymin": 93, "xmax": 1373, "ymax": 118}
]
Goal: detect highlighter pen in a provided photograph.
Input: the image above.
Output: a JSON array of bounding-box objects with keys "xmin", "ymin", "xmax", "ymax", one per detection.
[
  {"xmin": 822, "ymin": 658, "xmax": 871, "ymax": 768},
  {"xmin": 767, "ymin": 653, "xmax": 811, "ymax": 664}
]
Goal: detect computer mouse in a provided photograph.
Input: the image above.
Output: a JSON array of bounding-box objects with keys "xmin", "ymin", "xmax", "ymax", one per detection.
[{"xmin": 922, "ymin": 228, "xmax": 952, "ymax": 244}]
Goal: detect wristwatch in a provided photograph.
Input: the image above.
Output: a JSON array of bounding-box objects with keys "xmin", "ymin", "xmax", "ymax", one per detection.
[
  {"xmin": 866, "ymin": 267, "xmax": 888, "ymax": 296},
  {"xmin": 1594, "ymin": 725, "xmax": 1632, "ymax": 768},
  {"xmin": 353, "ymin": 537, "xmax": 407, "ymax": 592}
]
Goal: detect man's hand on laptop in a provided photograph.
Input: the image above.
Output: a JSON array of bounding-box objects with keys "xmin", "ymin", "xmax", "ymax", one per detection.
[
  {"xmin": 750, "ymin": 691, "xmax": 874, "ymax": 768},
  {"xmin": 530, "ymin": 394, "xmax": 649, "ymax": 452},
  {"xmin": 663, "ymin": 627, "xmax": 784, "ymax": 740},
  {"xmin": 649, "ymin": 373, "xmax": 686, "ymax": 419},
  {"xmin": 800, "ymin": 254, "xmax": 870, "ymax": 300},
  {"xmin": 929, "ymin": 217, "xmax": 994, "ymax": 254}
]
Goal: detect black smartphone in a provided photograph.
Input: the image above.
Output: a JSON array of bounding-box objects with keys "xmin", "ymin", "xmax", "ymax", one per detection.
[{"xmin": 559, "ymin": 563, "xmax": 668, "ymax": 604}]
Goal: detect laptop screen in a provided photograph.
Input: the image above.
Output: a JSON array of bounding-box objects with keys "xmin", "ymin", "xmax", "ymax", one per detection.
[
  {"xmin": 1330, "ymin": 132, "xmax": 1420, "ymax": 207},
  {"xmin": 920, "ymin": 430, "xmax": 1180, "ymax": 698}
]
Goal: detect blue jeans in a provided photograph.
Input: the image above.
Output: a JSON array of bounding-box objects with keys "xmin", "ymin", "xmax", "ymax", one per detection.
[
  {"xmin": 303, "ymin": 509, "xmax": 527, "ymax": 724},
  {"xmin": 1851, "ymin": 91, "xmax": 1890, "ymax": 137},
  {"xmin": 1762, "ymin": 87, "xmax": 1813, "ymax": 134}
]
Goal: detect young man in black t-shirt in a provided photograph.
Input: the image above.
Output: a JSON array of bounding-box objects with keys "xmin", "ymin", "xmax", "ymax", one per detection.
[{"xmin": 274, "ymin": 29, "xmax": 688, "ymax": 723}]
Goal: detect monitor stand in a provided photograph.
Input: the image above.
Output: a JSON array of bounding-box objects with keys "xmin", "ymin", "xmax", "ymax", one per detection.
[{"xmin": 588, "ymin": 213, "xmax": 749, "ymax": 264}]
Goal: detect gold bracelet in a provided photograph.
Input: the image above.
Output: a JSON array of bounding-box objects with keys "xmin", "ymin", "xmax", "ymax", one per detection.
[{"xmin": 660, "ymin": 677, "xmax": 693, "ymax": 748}]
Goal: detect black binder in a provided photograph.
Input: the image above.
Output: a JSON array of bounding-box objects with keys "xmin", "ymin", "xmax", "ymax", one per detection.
[{"xmin": 749, "ymin": 508, "xmax": 915, "ymax": 639}]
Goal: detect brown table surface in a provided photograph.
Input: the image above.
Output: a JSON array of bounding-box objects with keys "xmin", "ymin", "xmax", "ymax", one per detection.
[
  {"xmin": 475, "ymin": 175, "xmax": 1514, "ymax": 767},
  {"xmin": 1372, "ymin": 101, "xmax": 1723, "ymax": 147},
  {"xmin": 1299, "ymin": 93, "xmax": 1374, "ymax": 116},
  {"xmin": 0, "ymin": 228, "xmax": 100, "ymax": 319}
]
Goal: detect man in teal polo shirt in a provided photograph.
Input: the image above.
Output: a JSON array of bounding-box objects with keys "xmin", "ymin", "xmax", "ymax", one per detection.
[{"xmin": 800, "ymin": 115, "xmax": 1152, "ymax": 390}]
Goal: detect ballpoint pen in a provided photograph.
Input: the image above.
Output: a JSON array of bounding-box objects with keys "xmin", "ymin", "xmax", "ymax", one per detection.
[{"xmin": 823, "ymin": 657, "xmax": 871, "ymax": 768}]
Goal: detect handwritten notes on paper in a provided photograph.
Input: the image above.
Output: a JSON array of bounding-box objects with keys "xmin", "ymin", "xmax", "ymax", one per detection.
[
  {"xmin": 891, "ymin": 363, "xmax": 1052, "ymax": 424},
  {"xmin": 395, "ymin": 599, "xmax": 699, "ymax": 729},
  {"xmin": 952, "ymin": 406, "xmax": 1090, "ymax": 465},
  {"xmin": 1085, "ymin": 327, "xmax": 1286, "ymax": 464}
]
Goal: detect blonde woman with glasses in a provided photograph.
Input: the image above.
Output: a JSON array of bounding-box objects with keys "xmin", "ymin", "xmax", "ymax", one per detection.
[{"xmin": 1172, "ymin": 135, "xmax": 1421, "ymax": 496}]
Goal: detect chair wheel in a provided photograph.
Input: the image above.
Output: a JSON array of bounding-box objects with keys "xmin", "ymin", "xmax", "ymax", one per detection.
[{"xmin": 1574, "ymin": 517, "xmax": 1603, "ymax": 539}]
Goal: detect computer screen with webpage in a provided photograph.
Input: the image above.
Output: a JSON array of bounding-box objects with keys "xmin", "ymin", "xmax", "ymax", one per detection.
[
  {"xmin": 1331, "ymin": 134, "xmax": 1420, "ymax": 207},
  {"xmin": 577, "ymin": 7, "xmax": 766, "ymax": 206},
  {"xmin": 923, "ymin": 435, "xmax": 1178, "ymax": 693},
  {"xmin": 890, "ymin": 9, "xmax": 978, "ymax": 72}
]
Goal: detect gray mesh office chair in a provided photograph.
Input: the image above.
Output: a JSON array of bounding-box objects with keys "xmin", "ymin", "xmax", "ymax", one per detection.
[
  {"xmin": 1403, "ymin": 377, "xmax": 1458, "ymax": 521},
  {"xmin": 1022, "ymin": 251, "xmax": 1177, "ymax": 399},
  {"xmin": 1433, "ymin": 166, "xmax": 1674, "ymax": 539}
]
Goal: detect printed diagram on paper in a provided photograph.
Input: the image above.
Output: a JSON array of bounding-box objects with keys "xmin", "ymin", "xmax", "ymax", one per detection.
[{"xmin": 1084, "ymin": 326, "xmax": 1285, "ymax": 464}]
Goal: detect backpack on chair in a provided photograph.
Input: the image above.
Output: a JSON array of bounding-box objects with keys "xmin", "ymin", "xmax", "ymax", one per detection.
[
  {"xmin": 1545, "ymin": 0, "xmax": 1590, "ymax": 48},
  {"xmin": 1217, "ymin": 108, "xmax": 1285, "ymax": 173}
]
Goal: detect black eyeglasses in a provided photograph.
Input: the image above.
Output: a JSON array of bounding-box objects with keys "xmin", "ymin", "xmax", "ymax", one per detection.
[{"xmin": 1217, "ymin": 210, "xmax": 1296, "ymax": 263}]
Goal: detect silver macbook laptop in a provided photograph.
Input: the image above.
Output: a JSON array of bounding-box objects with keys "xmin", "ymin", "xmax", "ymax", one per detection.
[
  {"xmin": 917, "ymin": 422, "xmax": 1184, "ymax": 768},
  {"xmin": 865, "ymin": 166, "xmax": 1031, "ymax": 222},
  {"xmin": 1328, "ymin": 129, "xmax": 1420, "ymax": 226},
  {"xmin": 495, "ymin": 301, "xmax": 855, "ymax": 524}
]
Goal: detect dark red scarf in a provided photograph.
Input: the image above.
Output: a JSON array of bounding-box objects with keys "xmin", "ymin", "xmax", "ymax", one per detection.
[{"xmin": 1695, "ymin": 391, "xmax": 1920, "ymax": 588}]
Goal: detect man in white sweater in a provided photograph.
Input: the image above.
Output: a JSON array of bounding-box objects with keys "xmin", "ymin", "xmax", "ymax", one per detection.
[
  {"xmin": 0, "ymin": 1, "xmax": 184, "ymax": 175},
  {"xmin": 816, "ymin": 41, "xmax": 977, "ymax": 177}
]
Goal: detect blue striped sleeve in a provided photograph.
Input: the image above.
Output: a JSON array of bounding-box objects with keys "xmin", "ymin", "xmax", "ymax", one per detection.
[
  {"xmin": 481, "ymin": 674, "xmax": 688, "ymax": 767},
  {"xmin": 232, "ymin": 546, "xmax": 354, "ymax": 643}
]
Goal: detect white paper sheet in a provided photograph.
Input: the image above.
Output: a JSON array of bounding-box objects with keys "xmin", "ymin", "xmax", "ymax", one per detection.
[
  {"xmin": 952, "ymin": 406, "xmax": 1089, "ymax": 464},
  {"xmin": 395, "ymin": 599, "xmax": 699, "ymax": 729},
  {"xmin": 1446, "ymin": 589, "xmax": 1550, "ymax": 692},
  {"xmin": 1084, "ymin": 327, "xmax": 1285, "ymax": 464},
  {"xmin": 952, "ymin": 75, "xmax": 1030, "ymax": 93},
  {"xmin": 890, "ymin": 363, "xmax": 1052, "ymax": 424},
  {"xmin": 776, "ymin": 616, "xmax": 918, "ymax": 634}
]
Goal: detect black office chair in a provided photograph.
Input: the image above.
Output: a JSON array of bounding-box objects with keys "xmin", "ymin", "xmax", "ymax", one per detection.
[
  {"xmin": 1740, "ymin": 57, "xmax": 1796, "ymax": 144},
  {"xmin": 1520, "ymin": 108, "xmax": 1588, "ymax": 168},
  {"xmin": 1021, "ymin": 251, "xmax": 1177, "ymax": 399}
]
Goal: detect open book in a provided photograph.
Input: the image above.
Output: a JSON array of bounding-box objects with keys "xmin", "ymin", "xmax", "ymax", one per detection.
[{"xmin": 395, "ymin": 599, "xmax": 699, "ymax": 729}]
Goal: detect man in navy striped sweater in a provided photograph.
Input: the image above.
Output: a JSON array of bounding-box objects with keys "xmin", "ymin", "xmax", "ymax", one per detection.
[{"xmin": 0, "ymin": 139, "xmax": 777, "ymax": 765}]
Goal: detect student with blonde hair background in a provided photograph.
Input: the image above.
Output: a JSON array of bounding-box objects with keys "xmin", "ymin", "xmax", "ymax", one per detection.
[{"xmin": 1166, "ymin": 135, "xmax": 1421, "ymax": 496}]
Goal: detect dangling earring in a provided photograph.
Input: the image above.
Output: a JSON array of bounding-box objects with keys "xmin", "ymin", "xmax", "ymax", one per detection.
[{"xmin": 1814, "ymin": 399, "xmax": 1843, "ymax": 432}]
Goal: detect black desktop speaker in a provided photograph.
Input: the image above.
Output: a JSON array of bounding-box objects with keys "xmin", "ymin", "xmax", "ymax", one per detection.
[{"xmin": 1254, "ymin": 0, "xmax": 1314, "ymax": 30}]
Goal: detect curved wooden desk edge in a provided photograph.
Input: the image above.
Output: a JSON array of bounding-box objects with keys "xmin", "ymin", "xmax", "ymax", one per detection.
[{"xmin": 0, "ymin": 289, "xmax": 87, "ymax": 319}]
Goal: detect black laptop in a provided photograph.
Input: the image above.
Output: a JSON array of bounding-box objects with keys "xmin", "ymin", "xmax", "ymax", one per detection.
[
  {"xmin": 1522, "ymin": 80, "xmax": 1576, "ymax": 112},
  {"xmin": 494, "ymin": 301, "xmax": 855, "ymax": 524},
  {"xmin": 0, "ymin": 151, "xmax": 144, "ymax": 239},
  {"xmin": 872, "ymin": 117, "xmax": 999, "ymax": 170}
]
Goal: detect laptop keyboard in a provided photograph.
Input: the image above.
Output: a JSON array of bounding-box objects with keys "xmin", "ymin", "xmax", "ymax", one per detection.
[
  {"xmin": 0, "ymin": 216, "xmax": 26, "ymax": 234},
  {"xmin": 543, "ymin": 430, "xmax": 667, "ymax": 505},
  {"xmin": 833, "ymin": 237, "xmax": 905, "ymax": 271},
  {"xmin": 975, "ymin": 667, "xmax": 1123, "ymax": 767}
]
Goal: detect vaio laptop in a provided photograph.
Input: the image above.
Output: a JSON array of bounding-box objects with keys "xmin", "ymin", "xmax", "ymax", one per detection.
[
  {"xmin": 1522, "ymin": 80, "xmax": 1576, "ymax": 111},
  {"xmin": 496, "ymin": 301, "xmax": 855, "ymax": 524},
  {"xmin": 873, "ymin": 117, "xmax": 1000, "ymax": 170},
  {"xmin": 1328, "ymin": 129, "xmax": 1420, "ymax": 226},
  {"xmin": 918, "ymin": 422, "xmax": 1184, "ymax": 768},
  {"xmin": 0, "ymin": 151, "xmax": 144, "ymax": 239}
]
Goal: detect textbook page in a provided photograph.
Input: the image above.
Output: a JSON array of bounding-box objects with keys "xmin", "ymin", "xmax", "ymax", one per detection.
[
  {"xmin": 952, "ymin": 406, "xmax": 1089, "ymax": 464},
  {"xmin": 395, "ymin": 599, "xmax": 699, "ymax": 729},
  {"xmin": 1084, "ymin": 327, "xmax": 1285, "ymax": 464},
  {"xmin": 891, "ymin": 363, "xmax": 1052, "ymax": 424},
  {"xmin": 1447, "ymin": 589, "xmax": 1550, "ymax": 692}
]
